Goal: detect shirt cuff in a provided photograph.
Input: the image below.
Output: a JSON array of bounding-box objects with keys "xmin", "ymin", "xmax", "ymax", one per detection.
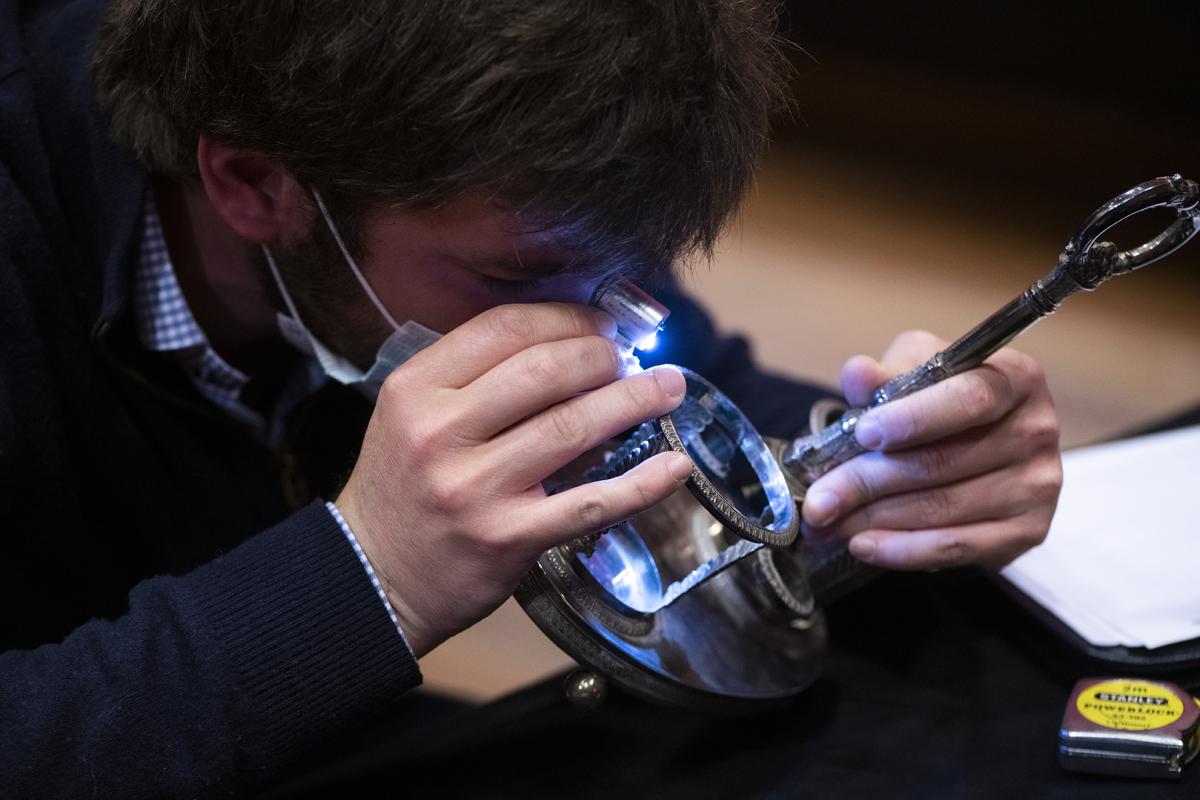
[{"xmin": 325, "ymin": 500, "xmax": 415, "ymax": 658}]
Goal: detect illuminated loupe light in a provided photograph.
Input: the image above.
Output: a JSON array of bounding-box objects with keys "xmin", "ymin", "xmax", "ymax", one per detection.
[{"xmin": 634, "ymin": 331, "xmax": 660, "ymax": 352}]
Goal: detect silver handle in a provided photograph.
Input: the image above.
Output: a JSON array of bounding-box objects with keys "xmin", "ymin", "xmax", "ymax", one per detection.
[{"xmin": 783, "ymin": 174, "xmax": 1200, "ymax": 485}]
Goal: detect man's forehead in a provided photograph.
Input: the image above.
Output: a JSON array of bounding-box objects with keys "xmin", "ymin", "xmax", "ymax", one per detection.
[{"xmin": 371, "ymin": 192, "xmax": 632, "ymax": 281}]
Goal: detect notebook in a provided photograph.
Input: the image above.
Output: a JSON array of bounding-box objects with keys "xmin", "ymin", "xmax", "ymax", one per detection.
[{"xmin": 995, "ymin": 424, "xmax": 1200, "ymax": 685}]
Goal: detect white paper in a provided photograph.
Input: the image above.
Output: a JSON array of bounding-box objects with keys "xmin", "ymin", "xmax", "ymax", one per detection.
[{"xmin": 1000, "ymin": 424, "xmax": 1200, "ymax": 650}]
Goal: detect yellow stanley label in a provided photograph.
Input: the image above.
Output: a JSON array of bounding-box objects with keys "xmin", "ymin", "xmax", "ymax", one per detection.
[{"xmin": 1076, "ymin": 679, "xmax": 1185, "ymax": 731}]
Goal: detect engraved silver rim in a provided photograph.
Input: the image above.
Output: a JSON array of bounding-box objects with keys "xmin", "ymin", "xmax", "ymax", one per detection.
[{"xmin": 658, "ymin": 368, "xmax": 799, "ymax": 547}]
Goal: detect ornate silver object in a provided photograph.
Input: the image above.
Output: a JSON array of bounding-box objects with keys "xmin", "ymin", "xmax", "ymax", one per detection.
[
  {"xmin": 784, "ymin": 174, "xmax": 1200, "ymax": 484},
  {"xmin": 516, "ymin": 371, "xmax": 822, "ymax": 710},
  {"xmin": 516, "ymin": 175, "xmax": 1199, "ymax": 711},
  {"xmin": 657, "ymin": 371, "xmax": 800, "ymax": 547}
]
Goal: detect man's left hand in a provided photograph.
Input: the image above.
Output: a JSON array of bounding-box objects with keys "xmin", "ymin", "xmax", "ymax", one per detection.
[{"xmin": 801, "ymin": 330, "xmax": 1063, "ymax": 571}]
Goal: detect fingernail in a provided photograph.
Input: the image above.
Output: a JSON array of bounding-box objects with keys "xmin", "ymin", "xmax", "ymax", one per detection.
[
  {"xmin": 855, "ymin": 414, "xmax": 883, "ymax": 449},
  {"xmin": 804, "ymin": 490, "xmax": 839, "ymax": 526},
  {"xmin": 667, "ymin": 453, "xmax": 693, "ymax": 482},
  {"xmin": 592, "ymin": 309, "xmax": 617, "ymax": 338},
  {"xmin": 652, "ymin": 365, "xmax": 686, "ymax": 400},
  {"xmin": 849, "ymin": 535, "xmax": 876, "ymax": 562}
]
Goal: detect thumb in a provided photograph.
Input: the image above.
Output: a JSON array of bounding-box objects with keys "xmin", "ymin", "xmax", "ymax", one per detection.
[{"xmin": 839, "ymin": 354, "xmax": 892, "ymax": 406}]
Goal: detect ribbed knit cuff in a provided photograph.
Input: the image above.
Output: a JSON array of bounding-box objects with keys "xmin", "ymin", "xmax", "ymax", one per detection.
[{"xmin": 185, "ymin": 500, "xmax": 422, "ymax": 774}]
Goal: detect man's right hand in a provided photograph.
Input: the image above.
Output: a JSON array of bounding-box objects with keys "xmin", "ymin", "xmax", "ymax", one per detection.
[{"xmin": 335, "ymin": 303, "xmax": 691, "ymax": 657}]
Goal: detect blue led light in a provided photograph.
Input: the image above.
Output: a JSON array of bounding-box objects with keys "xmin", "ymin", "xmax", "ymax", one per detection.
[{"xmin": 634, "ymin": 331, "xmax": 659, "ymax": 352}]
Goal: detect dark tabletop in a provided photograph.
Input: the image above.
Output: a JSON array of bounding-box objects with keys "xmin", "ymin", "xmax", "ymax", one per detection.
[
  {"xmin": 263, "ymin": 406, "xmax": 1200, "ymax": 799},
  {"xmin": 264, "ymin": 565, "xmax": 1200, "ymax": 799}
]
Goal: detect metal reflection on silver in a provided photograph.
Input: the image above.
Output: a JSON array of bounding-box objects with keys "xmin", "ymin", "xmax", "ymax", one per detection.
[
  {"xmin": 576, "ymin": 522, "xmax": 663, "ymax": 614},
  {"xmin": 569, "ymin": 370, "xmax": 801, "ymax": 617},
  {"xmin": 516, "ymin": 174, "xmax": 1200, "ymax": 711}
]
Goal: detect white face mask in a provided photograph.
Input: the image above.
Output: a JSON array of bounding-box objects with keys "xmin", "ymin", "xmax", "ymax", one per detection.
[{"xmin": 262, "ymin": 189, "xmax": 442, "ymax": 400}]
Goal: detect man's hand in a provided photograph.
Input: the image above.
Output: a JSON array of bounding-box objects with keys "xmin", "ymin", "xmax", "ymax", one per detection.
[
  {"xmin": 336, "ymin": 303, "xmax": 691, "ymax": 657},
  {"xmin": 802, "ymin": 330, "xmax": 1063, "ymax": 572}
]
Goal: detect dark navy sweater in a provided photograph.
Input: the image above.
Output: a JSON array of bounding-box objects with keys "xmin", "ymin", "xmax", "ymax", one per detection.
[{"xmin": 0, "ymin": 0, "xmax": 828, "ymax": 795}]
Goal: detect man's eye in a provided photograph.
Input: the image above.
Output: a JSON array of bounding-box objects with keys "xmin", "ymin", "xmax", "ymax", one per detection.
[{"xmin": 478, "ymin": 274, "xmax": 544, "ymax": 297}]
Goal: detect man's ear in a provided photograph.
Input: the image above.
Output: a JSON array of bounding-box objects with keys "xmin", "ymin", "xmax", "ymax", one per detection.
[{"xmin": 196, "ymin": 134, "xmax": 312, "ymax": 245}]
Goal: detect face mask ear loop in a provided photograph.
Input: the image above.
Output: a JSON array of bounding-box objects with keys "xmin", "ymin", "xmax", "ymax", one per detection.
[
  {"xmin": 262, "ymin": 244, "xmax": 309, "ymax": 326},
  {"xmin": 311, "ymin": 188, "xmax": 402, "ymax": 332}
]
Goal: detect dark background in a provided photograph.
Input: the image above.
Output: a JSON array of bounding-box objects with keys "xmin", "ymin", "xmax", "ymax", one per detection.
[
  {"xmin": 774, "ymin": 1, "xmax": 1199, "ymax": 281},
  {"xmin": 781, "ymin": 2, "xmax": 1198, "ymax": 127}
]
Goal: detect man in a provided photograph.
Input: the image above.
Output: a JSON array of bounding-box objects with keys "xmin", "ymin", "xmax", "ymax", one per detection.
[{"xmin": 0, "ymin": 0, "xmax": 1062, "ymax": 796}]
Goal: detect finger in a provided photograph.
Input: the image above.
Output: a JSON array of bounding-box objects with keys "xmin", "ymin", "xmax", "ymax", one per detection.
[
  {"xmin": 801, "ymin": 419, "xmax": 1015, "ymax": 527},
  {"xmin": 520, "ymin": 451, "xmax": 694, "ymax": 550},
  {"xmin": 846, "ymin": 517, "xmax": 1051, "ymax": 572},
  {"xmin": 852, "ymin": 363, "xmax": 1019, "ymax": 452},
  {"xmin": 840, "ymin": 331, "xmax": 949, "ymax": 409},
  {"xmin": 976, "ymin": 345, "xmax": 1052, "ymax": 407},
  {"xmin": 839, "ymin": 355, "xmax": 890, "ymax": 407},
  {"xmin": 455, "ymin": 335, "xmax": 622, "ymax": 439},
  {"xmin": 405, "ymin": 302, "xmax": 617, "ymax": 388},
  {"xmin": 807, "ymin": 459, "xmax": 1060, "ymax": 541},
  {"xmin": 804, "ymin": 380, "xmax": 1060, "ymax": 529},
  {"xmin": 484, "ymin": 365, "xmax": 687, "ymax": 491}
]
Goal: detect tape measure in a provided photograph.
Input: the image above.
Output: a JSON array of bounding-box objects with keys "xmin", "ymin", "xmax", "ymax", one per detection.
[{"xmin": 1059, "ymin": 677, "xmax": 1200, "ymax": 779}]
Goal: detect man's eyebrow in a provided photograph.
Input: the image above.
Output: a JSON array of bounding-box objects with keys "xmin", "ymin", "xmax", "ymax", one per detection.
[
  {"xmin": 463, "ymin": 253, "xmax": 614, "ymax": 280},
  {"xmin": 475, "ymin": 255, "xmax": 568, "ymax": 277}
]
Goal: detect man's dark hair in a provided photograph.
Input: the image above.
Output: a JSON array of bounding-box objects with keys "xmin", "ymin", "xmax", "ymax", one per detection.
[{"xmin": 94, "ymin": 0, "xmax": 790, "ymax": 279}]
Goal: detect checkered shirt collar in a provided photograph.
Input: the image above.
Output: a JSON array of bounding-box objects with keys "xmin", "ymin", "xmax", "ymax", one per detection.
[
  {"xmin": 133, "ymin": 192, "xmax": 213, "ymax": 354},
  {"xmin": 130, "ymin": 191, "xmax": 326, "ymax": 445}
]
